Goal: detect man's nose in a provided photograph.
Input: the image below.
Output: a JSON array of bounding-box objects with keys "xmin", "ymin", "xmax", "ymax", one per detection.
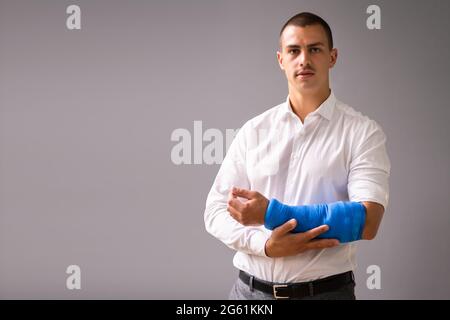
[{"xmin": 298, "ymin": 50, "xmax": 311, "ymax": 66}]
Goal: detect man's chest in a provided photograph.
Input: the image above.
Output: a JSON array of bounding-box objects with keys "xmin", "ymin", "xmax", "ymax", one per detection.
[{"xmin": 244, "ymin": 124, "xmax": 350, "ymax": 192}]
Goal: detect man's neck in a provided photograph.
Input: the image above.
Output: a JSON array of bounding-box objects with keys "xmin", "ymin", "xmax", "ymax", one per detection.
[{"xmin": 288, "ymin": 87, "xmax": 331, "ymax": 123}]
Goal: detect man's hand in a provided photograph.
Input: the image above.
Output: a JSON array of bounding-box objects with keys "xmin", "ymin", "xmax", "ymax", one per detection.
[
  {"xmin": 265, "ymin": 219, "xmax": 340, "ymax": 257},
  {"xmin": 227, "ymin": 187, "xmax": 269, "ymax": 226}
]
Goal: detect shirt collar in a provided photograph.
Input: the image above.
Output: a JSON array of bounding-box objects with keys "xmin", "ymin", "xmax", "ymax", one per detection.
[{"xmin": 283, "ymin": 90, "xmax": 336, "ymax": 121}]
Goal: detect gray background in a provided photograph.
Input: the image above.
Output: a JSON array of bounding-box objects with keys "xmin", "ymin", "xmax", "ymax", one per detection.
[{"xmin": 1, "ymin": 0, "xmax": 449, "ymax": 299}]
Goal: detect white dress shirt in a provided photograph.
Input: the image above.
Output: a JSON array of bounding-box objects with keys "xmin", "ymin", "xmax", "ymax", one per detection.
[{"xmin": 204, "ymin": 91, "xmax": 390, "ymax": 283}]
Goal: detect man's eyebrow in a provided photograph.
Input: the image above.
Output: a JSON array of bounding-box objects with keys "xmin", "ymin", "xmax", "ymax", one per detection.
[
  {"xmin": 285, "ymin": 42, "xmax": 326, "ymax": 49},
  {"xmin": 306, "ymin": 42, "xmax": 325, "ymax": 48}
]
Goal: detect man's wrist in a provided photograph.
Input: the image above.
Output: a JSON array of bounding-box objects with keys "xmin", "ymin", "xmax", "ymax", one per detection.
[
  {"xmin": 264, "ymin": 239, "xmax": 272, "ymax": 257},
  {"xmin": 261, "ymin": 198, "xmax": 270, "ymax": 225}
]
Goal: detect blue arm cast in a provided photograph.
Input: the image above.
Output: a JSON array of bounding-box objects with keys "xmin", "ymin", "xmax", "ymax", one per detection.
[{"xmin": 264, "ymin": 199, "xmax": 366, "ymax": 243}]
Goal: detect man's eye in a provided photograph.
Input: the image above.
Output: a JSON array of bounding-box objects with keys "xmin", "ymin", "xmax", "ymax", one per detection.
[
  {"xmin": 288, "ymin": 49, "xmax": 299, "ymax": 54},
  {"xmin": 310, "ymin": 47, "xmax": 320, "ymax": 53}
]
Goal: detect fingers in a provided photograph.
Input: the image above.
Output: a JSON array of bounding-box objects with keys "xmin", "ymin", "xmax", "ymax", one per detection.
[
  {"xmin": 232, "ymin": 186, "xmax": 256, "ymax": 200},
  {"xmin": 303, "ymin": 224, "xmax": 330, "ymax": 241},
  {"xmin": 228, "ymin": 189, "xmax": 235, "ymax": 201},
  {"xmin": 228, "ymin": 187, "xmax": 255, "ymax": 211},
  {"xmin": 272, "ymin": 219, "xmax": 297, "ymax": 237},
  {"xmin": 227, "ymin": 205, "xmax": 242, "ymax": 221},
  {"xmin": 305, "ymin": 239, "xmax": 340, "ymax": 250},
  {"xmin": 302, "ymin": 225, "xmax": 339, "ymax": 249},
  {"xmin": 227, "ymin": 197, "xmax": 246, "ymax": 212}
]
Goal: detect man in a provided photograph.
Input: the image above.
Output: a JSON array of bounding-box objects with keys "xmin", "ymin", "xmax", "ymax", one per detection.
[{"xmin": 204, "ymin": 12, "xmax": 390, "ymax": 300}]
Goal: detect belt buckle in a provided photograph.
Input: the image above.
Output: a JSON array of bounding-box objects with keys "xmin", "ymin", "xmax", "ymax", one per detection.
[{"xmin": 273, "ymin": 284, "xmax": 289, "ymax": 299}]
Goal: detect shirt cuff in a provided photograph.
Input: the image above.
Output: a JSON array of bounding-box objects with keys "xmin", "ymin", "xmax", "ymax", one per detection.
[
  {"xmin": 249, "ymin": 230, "xmax": 271, "ymax": 257},
  {"xmin": 348, "ymin": 182, "xmax": 389, "ymax": 210}
]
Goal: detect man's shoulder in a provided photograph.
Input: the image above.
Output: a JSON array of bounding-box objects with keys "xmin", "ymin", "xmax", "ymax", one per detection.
[
  {"xmin": 335, "ymin": 99, "xmax": 368, "ymax": 121},
  {"xmin": 335, "ymin": 99, "xmax": 384, "ymax": 132},
  {"xmin": 240, "ymin": 101, "xmax": 285, "ymax": 131}
]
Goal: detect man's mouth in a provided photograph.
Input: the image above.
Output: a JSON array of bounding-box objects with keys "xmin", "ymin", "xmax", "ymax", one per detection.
[
  {"xmin": 296, "ymin": 70, "xmax": 315, "ymax": 79},
  {"xmin": 299, "ymin": 71, "xmax": 314, "ymax": 75}
]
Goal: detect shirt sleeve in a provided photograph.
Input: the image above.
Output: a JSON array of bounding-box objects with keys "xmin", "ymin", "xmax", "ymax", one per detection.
[
  {"xmin": 348, "ymin": 119, "xmax": 391, "ymax": 210},
  {"xmin": 204, "ymin": 124, "xmax": 269, "ymax": 257}
]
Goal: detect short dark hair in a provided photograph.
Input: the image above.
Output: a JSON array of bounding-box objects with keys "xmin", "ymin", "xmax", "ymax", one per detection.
[{"xmin": 279, "ymin": 12, "xmax": 333, "ymax": 49}]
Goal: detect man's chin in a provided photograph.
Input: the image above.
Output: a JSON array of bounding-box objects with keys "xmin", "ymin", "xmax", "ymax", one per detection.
[{"xmin": 295, "ymin": 83, "xmax": 318, "ymax": 93}]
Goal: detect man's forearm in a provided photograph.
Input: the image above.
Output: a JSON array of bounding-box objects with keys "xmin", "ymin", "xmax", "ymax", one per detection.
[
  {"xmin": 205, "ymin": 201, "xmax": 270, "ymax": 257},
  {"xmin": 264, "ymin": 199, "xmax": 366, "ymax": 243}
]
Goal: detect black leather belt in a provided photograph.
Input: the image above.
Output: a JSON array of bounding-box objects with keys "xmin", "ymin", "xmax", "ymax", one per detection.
[{"xmin": 239, "ymin": 270, "xmax": 354, "ymax": 299}]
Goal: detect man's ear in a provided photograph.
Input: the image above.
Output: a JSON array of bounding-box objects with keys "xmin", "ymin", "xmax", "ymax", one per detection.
[
  {"xmin": 329, "ymin": 48, "xmax": 338, "ymax": 68},
  {"xmin": 277, "ymin": 51, "xmax": 285, "ymax": 71}
]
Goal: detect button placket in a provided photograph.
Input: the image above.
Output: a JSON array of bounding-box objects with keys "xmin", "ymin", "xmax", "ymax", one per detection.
[{"xmin": 292, "ymin": 128, "xmax": 305, "ymax": 159}]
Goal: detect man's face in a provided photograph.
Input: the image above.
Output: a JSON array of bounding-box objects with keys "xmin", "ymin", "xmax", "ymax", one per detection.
[{"xmin": 277, "ymin": 24, "xmax": 337, "ymax": 94}]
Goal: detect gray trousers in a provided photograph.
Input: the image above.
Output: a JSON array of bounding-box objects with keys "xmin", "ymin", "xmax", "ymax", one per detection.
[{"xmin": 228, "ymin": 276, "xmax": 356, "ymax": 300}]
